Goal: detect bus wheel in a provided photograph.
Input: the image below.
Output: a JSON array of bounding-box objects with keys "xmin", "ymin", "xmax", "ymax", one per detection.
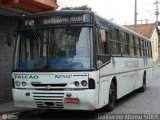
[
  {"xmin": 138, "ymin": 73, "xmax": 146, "ymax": 92},
  {"xmin": 106, "ymin": 81, "xmax": 116, "ymax": 112}
]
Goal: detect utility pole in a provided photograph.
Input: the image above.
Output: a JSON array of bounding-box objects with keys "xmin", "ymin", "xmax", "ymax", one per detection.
[
  {"xmin": 155, "ymin": 0, "xmax": 160, "ymax": 26},
  {"xmin": 134, "ymin": 0, "xmax": 138, "ymax": 26}
]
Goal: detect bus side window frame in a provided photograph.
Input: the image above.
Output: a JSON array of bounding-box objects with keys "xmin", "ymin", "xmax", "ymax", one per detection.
[
  {"xmin": 149, "ymin": 42, "xmax": 152, "ymax": 58},
  {"xmin": 141, "ymin": 39, "xmax": 144, "ymax": 57},
  {"xmin": 119, "ymin": 31, "xmax": 129, "ymax": 56},
  {"xmin": 138, "ymin": 38, "xmax": 142, "ymax": 57},
  {"xmin": 135, "ymin": 37, "xmax": 140, "ymax": 57},
  {"xmin": 109, "ymin": 27, "xmax": 121, "ymax": 56},
  {"xmin": 97, "ymin": 28, "xmax": 109, "ymax": 55},
  {"xmin": 129, "ymin": 35, "xmax": 136, "ymax": 57},
  {"xmin": 96, "ymin": 27, "xmax": 111, "ymax": 68}
]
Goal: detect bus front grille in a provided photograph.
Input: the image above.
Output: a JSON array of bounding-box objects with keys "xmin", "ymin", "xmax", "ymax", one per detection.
[
  {"xmin": 31, "ymin": 83, "xmax": 67, "ymax": 91},
  {"xmin": 33, "ymin": 92, "xmax": 64, "ymax": 109}
]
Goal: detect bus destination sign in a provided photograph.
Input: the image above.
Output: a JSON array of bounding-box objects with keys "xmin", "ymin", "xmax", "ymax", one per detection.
[
  {"xmin": 44, "ymin": 15, "xmax": 83, "ymax": 24},
  {"xmin": 24, "ymin": 15, "xmax": 85, "ymax": 26}
]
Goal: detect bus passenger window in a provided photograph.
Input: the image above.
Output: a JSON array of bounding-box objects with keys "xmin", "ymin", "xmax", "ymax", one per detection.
[
  {"xmin": 109, "ymin": 28, "xmax": 118, "ymax": 41},
  {"xmin": 138, "ymin": 38, "xmax": 142, "ymax": 56},
  {"xmin": 110, "ymin": 41, "xmax": 120, "ymax": 55},
  {"xmin": 109, "ymin": 28, "xmax": 120, "ymax": 55},
  {"xmin": 149, "ymin": 43, "xmax": 152, "ymax": 58},
  {"xmin": 129, "ymin": 35, "xmax": 136, "ymax": 57},
  {"xmin": 135, "ymin": 38, "xmax": 140, "ymax": 57},
  {"xmin": 142, "ymin": 40, "xmax": 147, "ymax": 57},
  {"xmin": 119, "ymin": 31, "xmax": 129, "ymax": 55}
]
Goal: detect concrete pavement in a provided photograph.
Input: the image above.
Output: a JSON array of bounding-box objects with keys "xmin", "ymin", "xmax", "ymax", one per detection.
[{"xmin": 0, "ymin": 102, "xmax": 22, "ymax": 113}]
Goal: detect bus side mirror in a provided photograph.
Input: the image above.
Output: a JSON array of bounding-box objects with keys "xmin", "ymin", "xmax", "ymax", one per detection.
[
  {"xmin": 7, "ymin": 33, "xmax": 17, "ymax": 46},
  {"xmin": 6, "ymin": 27, "xmax": 17, "ymax": 46},
  {"xmin": 7, "ymin": 33, "xmax": 11, "ymax": 46}
]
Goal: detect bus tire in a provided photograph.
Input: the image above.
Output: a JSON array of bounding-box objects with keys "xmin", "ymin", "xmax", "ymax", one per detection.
[
  {"xmin": 105, "ymin": 81, "xmax": 116, "ymax": 112},
  {"xmin": 138, "ymin": 73, "xmax": 146, "ymax": 92}
]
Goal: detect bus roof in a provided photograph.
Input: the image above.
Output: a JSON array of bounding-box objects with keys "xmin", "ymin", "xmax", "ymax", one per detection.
[
  {"xmin": 95, "ymin": 14, "xmax": 151, "ymax": 42},
  {"xmin": 21, "ymin": 10, "xmax": 150, "ymax": 41},
  {"xmin": 22, "ymin": 10, "xmax": 94, "ymax": 18}
]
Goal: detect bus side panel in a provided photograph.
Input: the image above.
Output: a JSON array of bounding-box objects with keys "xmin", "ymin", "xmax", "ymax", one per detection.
[
  {"xmin": 88, "ymin": 71, "xmax": 101, "ymax": 109},
  {"xmin": 134, "ymin": 58, "xmax": 153, "ymax": 89},
  {"xmin": 146, "ymin": 59, "xmax": 153, "ymax": 84},
  {"xmin": 134, "ymin": 69, "xmax": 144, "ymax": 89},
  {"xmin": 116, "ymin": 57, "xmax": 153, "ymax": 98},
  {"xmin": 98, "ymin": 75, "xmax": 112, "ymax": 108},
  {"xmin": 113, "ymin": 57, "xmax": 139, "ymax": 99},
  {"xmin": 116, "ymin": 72, "xmax": 135, "ymax": 99},
  {"xmin": 99, "ymin": 62, "xmax": 115, "ymax": 108}
]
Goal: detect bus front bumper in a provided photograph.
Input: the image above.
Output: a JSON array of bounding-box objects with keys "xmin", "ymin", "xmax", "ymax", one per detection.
[{"xmin": 12, "ymin": 89, "xmax": 96, "ymax": 110}]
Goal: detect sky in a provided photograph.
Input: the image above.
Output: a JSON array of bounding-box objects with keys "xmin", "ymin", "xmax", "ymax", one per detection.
[{"xmin": 57, "ymin": 0, "xmax": 157, "ymax": 25}]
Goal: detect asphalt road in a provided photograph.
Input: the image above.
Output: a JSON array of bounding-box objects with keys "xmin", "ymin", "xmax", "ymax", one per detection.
[{"xmin": 1, "ymin": 65, "xmax": 160, "ymax": 120}]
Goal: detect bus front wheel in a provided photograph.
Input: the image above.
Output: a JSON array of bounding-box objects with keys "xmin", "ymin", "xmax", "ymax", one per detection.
[{"xmin": 106, "ymin": 81, "xmax": 116, "ymax": 112}]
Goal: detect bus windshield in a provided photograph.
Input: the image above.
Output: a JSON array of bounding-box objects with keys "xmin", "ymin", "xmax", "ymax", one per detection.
[{"xmin": 14, "ymin": 27, "xmax": 92, "ymax": 71}]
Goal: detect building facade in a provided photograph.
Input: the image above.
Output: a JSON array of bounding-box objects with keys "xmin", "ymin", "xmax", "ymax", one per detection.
[
  {"xmin": 0, "ymin": 0, "xmax": 58, "ymax": 12},
  {"xmin": 151, "ymin": 26, "xmax": 159, "ymax": 62},
  {"xmin": 0, "ymin": 16, "xmax": 18, "ymax": 103},
  {"xmin": 0, "ymin": 0, "xmax": 57, "ymax": 103}
]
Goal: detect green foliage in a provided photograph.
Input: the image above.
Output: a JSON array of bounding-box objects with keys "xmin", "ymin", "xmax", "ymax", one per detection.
[{"xmin": 61, "ymin": 5, "xmax": 91, "ymax": 10}]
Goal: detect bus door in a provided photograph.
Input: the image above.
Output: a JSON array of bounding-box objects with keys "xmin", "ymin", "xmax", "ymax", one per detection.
[{"xmin": 97, "ymin": 28, "xmax": 111, "ymax": 108}]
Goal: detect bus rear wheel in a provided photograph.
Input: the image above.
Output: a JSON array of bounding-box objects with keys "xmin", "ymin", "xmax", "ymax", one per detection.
[
  {"xmin": 138, "ymin": 73, "xmax": 146, "ymax": 92},
  {"xmin": 106, "ymin": 81, "xmax": 116, "ymax": 112}
]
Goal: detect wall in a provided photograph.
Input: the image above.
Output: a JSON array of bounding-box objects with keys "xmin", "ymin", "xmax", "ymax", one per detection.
[
  {"xmin": 0, "ymin": 16, "xmax": 18, "ymax": 103},
  {"xmin": 159, "ymin": 32, "xmax": 160, "ymax": 59},
  {"xmin": 151, "ymin": 28, "xmax": 159, "ymax": 62}
]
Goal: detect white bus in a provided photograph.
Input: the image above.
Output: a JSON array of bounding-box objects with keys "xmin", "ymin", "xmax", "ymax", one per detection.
[{"xmin": 12, "ymin": 10, "xmax": 153, "ymax": 112}]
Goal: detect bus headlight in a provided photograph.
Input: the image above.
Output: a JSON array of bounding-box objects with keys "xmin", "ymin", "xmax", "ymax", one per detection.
[
  {"xmin": 15, "ymin": 81, "xmax": 20, "ymax": 87},
  {"xmin": 22, "ymin": 81, "xmax": 27, "ymax": 87},
  {"xmin": 81, "ymin": 80, "xmax": 88, "ymax": 87},
  {"xmin": 74, "ymin": 81, "xmax": 80, "ymax": 87}
]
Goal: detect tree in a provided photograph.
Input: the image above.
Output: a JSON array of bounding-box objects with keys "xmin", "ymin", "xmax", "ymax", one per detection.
[{"xmin": 61, "ymin": 5, "xmax": 91, "ymax": 10}]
